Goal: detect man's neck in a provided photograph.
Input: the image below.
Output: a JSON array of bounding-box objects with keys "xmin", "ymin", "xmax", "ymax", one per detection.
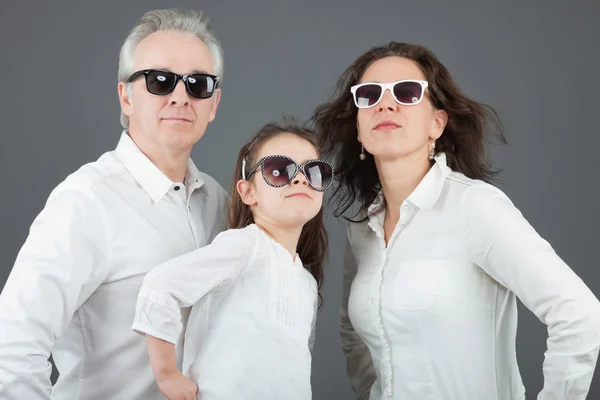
[{"xmin": 128, "ymin": 131, "xmax": 191, "ymax": 183}]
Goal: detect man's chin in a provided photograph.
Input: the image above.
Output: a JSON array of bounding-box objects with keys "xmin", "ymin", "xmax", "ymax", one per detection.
[{"xmin": 162, "ymin": 131, "xmax": 204, "ymax": 149}]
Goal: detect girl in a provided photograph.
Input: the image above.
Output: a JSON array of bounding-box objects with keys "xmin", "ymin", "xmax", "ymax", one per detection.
[{"xmin": 131, "ymin": 119, "xmax": 334, "ymax": 400}]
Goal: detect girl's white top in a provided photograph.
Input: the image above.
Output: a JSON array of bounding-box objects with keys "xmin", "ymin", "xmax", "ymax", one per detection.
[{"xmin": 132, "ymin": 224, "xmax": 318, "ymax": 400}]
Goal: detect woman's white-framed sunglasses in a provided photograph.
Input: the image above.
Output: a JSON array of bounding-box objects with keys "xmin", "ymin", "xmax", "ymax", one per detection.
[{"xmin": 350, "ymin": 79, "xmax": 429, "ymax": 108}]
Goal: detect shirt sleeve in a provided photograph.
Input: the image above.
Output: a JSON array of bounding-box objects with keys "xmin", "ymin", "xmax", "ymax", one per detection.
[
  {"xmin": 309, "ymin": 294, "xmax": 318, "ymax": 354},
  {"xmin": 341, "ymin": 228, "xmax": 376, "ymax": 400},
  {"xmin": 0, "ymin": 189, "xmax": 109, "ymax": 399},
  {"xmin": 219, "ymin": 186, "xmax": 229, "ymax": 230},
  {"xmin": 131, "ymin": 228, "xmax": 257, "ymax": 344},
  {"xmin": 460, "ymin": 184, "xmax": 600, "ymax": 400}
]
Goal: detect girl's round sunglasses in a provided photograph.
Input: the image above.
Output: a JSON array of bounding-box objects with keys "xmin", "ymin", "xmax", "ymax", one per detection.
[
  {"xmin": 126, "ymin": 69, "xmax": 219, "ymax": 99},
  {"xmin": 350, "ymin": 79, "xmax": 429, "ymax": 108},
  {"xmin": 242, "ymin": 155, "xmax": 334, "ymax": 192}
]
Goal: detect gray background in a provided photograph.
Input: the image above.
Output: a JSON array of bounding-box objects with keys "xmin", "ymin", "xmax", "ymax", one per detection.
[{"xmin": 1, "ymin": 0, "xmax": 598, "ymax": 398}]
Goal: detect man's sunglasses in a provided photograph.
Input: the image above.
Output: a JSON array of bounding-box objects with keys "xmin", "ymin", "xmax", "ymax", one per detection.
[
  {"xmin": 242, "ymin": 155, "xmax": 334, "ymax": 192},
  {"xmin": 126, "ymin": 69, "xmax": 219, "ymax": 99},
  {"xmin": 350, "ymin": 79, "xmax": 429, "ymax": 108}
]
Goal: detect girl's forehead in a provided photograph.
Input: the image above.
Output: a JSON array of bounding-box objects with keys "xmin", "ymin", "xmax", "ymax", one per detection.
[{"xmin": 256, "ymin": 134, "xmax": 319, "ymax": 161}]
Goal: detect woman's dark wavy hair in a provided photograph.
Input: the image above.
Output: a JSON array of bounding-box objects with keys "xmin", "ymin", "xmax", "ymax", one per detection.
[
  {"xmin": 227, "ymin": 117, "xmax": 328, "ymax": 307},
  {"xmin": 312, "ymin": 42, "xmax": 506, "ymax": 220}
]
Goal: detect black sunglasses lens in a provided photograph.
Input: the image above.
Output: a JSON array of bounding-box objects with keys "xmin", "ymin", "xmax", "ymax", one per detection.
[
  {"xmin": 145, "ymin": 71, "xmax": 176, "ymax": 95},
  {"xmin": 186, "ymin": 74, "xmax": 217, "ymax": 99},
  {"xmin": 355, "ymin": 84, "xmax": 382, "ymax": 107},
  {"xmin": 393, "ymin": 81, "xmax": 423, "ymax": 104},
  {"xmin": 262, "ymin": 157, "xmax": 296, "ymax": 186},
  {"xmin": 303, "ymin": 161, "xmax": 332, "ymax": 191}
]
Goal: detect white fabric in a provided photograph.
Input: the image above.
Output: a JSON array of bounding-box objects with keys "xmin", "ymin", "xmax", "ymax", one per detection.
[
  {"xmin": 0, "ymin": 131, "xmax": 227, "ymax": 399},
  {"xmin": 341, "ymin": 153, "xmax": 600, "ymax": 400},
  {"xmin": 132, "ymin": 224, "xmax": 318, "ymax": 400}
]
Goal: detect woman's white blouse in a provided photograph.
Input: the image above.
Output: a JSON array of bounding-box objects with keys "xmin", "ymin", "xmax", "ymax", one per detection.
[
  {"xmin": 341, "ymin": 153, "xmax": 600, "ymax": 400},
  {"xmin": 132, "ymin": 224, "xmax": 318, "ymax": 400}
]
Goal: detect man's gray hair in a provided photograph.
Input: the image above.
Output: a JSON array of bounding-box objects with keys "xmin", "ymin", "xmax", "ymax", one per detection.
[{"xmin": 117, "ymin": 8, "xmax": 224, "ymax": 128}]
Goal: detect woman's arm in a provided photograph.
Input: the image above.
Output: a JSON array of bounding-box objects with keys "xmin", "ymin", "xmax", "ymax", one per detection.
[
  {"xmin": 341, "ymin": 229, "xmax": 377, "ymax": 400},
  {"xmin": 460, "ymin": 184, "xmax": 600, "ymax": 399}
]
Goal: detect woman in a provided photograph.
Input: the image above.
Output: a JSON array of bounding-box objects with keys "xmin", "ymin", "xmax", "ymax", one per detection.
[{"xmin": 313, "ymin": 42, "xmax": 600, "ymax": 400}]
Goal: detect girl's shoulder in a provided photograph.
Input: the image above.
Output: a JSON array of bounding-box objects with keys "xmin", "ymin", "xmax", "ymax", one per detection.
[{"xmin": 210, "ymin": 224, "xmax": 265, "ymax": 249}]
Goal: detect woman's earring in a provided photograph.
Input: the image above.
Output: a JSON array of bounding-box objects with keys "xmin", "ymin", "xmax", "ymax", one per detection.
[
  {"xmin": 428, "ymin": 140, "xmax": 436, "ymax": 160},
  {"xmin": 359, "ymin": 144, "xmax": 366, "ymax": 161}
]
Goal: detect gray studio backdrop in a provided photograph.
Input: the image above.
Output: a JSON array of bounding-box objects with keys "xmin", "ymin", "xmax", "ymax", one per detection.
[{"xmin": 1, "ymin": 0, "xmax": 598, "ymax": 399}]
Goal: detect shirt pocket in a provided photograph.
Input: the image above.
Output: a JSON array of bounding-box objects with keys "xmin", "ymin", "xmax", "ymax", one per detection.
[
  {"xmin": 393, "ymin": 259, "xmax": 440, "ymax": 310},
  {"xmin": 435, "ymin": 259, "xmax": 497, "ymax": 310},
  {"xmin": 268, "ymin": 266, "xmax": 316, "ymax": 347}
]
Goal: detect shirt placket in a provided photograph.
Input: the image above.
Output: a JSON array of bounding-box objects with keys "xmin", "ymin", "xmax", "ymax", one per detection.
[
  {"xmin": 166, "ymin": 182, "xmax": 200, "ymax": 250},
  {"xmin": 369, "ymin": 201, "xmax": 416, "ymax": 399},
  {"xmin": 185, "ymin": 181, "xmax": 204, "ymax": 249}
]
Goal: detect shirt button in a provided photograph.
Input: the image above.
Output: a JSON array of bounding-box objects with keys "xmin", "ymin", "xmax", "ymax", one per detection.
[{"xmin": 174, "ymin": 186, "xmax": 181, "ymax": 191}]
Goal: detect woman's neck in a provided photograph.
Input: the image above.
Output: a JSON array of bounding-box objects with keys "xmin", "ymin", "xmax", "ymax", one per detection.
[{"xmin": 375, "ymin": 152, "xmax": 432, "ymax": 217}]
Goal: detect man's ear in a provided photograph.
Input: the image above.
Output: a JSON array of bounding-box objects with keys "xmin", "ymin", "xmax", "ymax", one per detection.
[
  {"xmin": 118, "ymin": 82, "xmax": 134, "ymax": 118},
  {"xmin": 207, "ymin": 88, "xmax": 221, "ymax": 123}
]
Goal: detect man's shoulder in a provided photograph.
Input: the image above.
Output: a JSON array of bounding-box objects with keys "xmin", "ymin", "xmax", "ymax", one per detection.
[
  {"xmin": 49, "ymin": 150, "xmax": 126, "ymax": 202},
  {"xmin": 197, "ymin": 170, "xmax": 227, "ymax": 199}
]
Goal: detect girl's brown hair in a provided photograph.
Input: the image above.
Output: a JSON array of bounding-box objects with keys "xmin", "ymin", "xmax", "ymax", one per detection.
[{"xmin": 227, "ymin": 117, "xmax": 328, "ymax": 306}]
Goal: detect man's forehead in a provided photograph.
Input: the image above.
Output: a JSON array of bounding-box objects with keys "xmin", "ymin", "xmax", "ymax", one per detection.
[
  {"xmin": 133, "ymin": 66, "xmax": 212, "ymax": 75},
  {"xmin": 133, "ymin": 31, "xmax": 214, "ymax": 74}
]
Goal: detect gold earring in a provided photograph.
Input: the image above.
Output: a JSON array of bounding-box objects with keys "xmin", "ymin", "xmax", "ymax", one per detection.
[
  {"xmin": 359, "ymin": 144, "xmax": 366, "ymax": 160},
  {"xmin": 428, "ymin": 140, "xmax": 436, "ymax": 160}
]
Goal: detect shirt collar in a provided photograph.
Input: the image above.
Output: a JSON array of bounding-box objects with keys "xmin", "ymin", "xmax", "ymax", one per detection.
[
  {"xmin": 367, "ymin": 152, "xmax": 452, "ymax": 216},
  {"xmin": 184, "ymin": 158, "xmax": 205, "ymax": 192},
  {"xmin": 406, "ymin": 152, "xmax": 451, "ymax": 209},
  {"xmin": 115, "ymin": 131, "xmax": 204, "ymax": 203}
]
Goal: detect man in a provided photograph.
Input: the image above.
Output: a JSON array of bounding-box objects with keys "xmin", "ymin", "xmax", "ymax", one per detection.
[{"xmin": 0, "ymin": 8, "xmax": 227, "ymax": 399}]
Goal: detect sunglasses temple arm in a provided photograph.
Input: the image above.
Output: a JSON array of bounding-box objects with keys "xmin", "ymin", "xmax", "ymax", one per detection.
[{"xmin": 241, "ymin": 158, "xmax": 246, "ymax": 180}]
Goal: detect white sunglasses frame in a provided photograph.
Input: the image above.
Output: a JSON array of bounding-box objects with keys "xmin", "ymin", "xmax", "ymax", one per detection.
[{"xmin": 350, "ymin": 79, "xmax": 429, "ymax": 108}]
